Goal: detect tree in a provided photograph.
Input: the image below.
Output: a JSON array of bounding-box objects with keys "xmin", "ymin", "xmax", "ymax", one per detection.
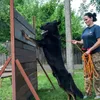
[
  {"xmin": 78, "ymin": 0, "xmax": 91, "ymax": 17},
  {"xmin": 90, "ymin": 0, "xmax": 100, "ymax": 12},
  {"xmin": 71, "ymin": 11, "xmax": 83, "ymax": 40},
  {"xmin": 0, "ymin": 43, "xmax": 8, "ymax": 55},
  {"xmin": 0, "ymin": 0, "xmax": 10, "ymax": 42},
  {"xmin": 0, "ymin": 0, "xmax": 83, "ymax": 47},
  {"xmin": 64, "ymin": 0, "xmax": 74, "ymax": 74}
]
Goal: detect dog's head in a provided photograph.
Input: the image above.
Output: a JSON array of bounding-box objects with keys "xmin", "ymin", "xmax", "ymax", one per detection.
[{"xmin": 40, "ymin": 20, "xmax": 61, "ymax": 36}]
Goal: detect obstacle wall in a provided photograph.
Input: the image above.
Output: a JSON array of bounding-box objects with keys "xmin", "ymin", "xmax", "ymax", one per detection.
[{"xmin": 14, "ymin": 9, "xmax": 37, "ymax": 100}]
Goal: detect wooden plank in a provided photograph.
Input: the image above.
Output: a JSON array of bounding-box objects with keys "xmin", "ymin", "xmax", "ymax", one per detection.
[
  {"xmin": 15, "ymin": 48, "xmax": 36, "ymax": 63},
  {"xmin": 28, "ymin": 73, "xmax": 37, "ymax": 81},
  {"xmin": 15, "ymin": 48, "xmax": 36, "ymax": 56},
  {"xmin": 1, "ymin": 72, "xmax": 12, "ymax": 78},
  {"xmin": 16, "ymin": 71, "xmax": 37, "ymax": 92},
  {"xmin": 16, "ymin": 56, "xmax": 36, "ymax": 63},
  {"xmin": 15, "ymin": 39, "xmax": 23, "ymax": 48},
  {"xmin": 16, "ymin": 83, "xmax": 37, "ymax": 100},
  {"xmin": 16, "ymin": 72, "xmax": 37, "ymax": 92},
  {"xmin": 16, "ymin": 67, "xmax": 37, "ymax": 77},
  {"xmin": 14, "ymin": 9, "xmax": 35, "ymax": 35},
  {"xmin": 15, "ymin": 61, "xmax": 37, "ymax": 76},
  {"xmin": 21, "ymin": 62, "xmax": 37, "ymax": 70},
  {"xmin": 23, "ymin": 43, "xmax": 36, "ymax": 52},
  {"xmin": 15, "ymin": 40, "xmax": 36, "ymax": 52},
  {"xmin": 14, "ymin": 19, "xmax": 36, "ymax": 47},
  {"xmin": 17, "ymin": 80, "xmax": 37, "ymax": 96}
]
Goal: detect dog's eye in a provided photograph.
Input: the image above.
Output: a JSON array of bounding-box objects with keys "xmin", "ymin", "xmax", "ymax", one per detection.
[{"xmin": 46, "ymin": 22, "xmax": 50, "ymax": 25}]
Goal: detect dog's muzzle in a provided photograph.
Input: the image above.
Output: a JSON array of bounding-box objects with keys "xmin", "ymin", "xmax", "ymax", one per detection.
[{"xmin": 41, "ymin": 30, "xmax": 48, "ymax": 35}]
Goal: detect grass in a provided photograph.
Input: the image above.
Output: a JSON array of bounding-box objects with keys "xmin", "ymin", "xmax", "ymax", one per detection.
[
  {"xmin": 0, "ymin": 78, "xmax": 12, "ymax": 100},
  {"xmin": 0, "ymin": 69, "xmax": 96, "ymax": 100}
]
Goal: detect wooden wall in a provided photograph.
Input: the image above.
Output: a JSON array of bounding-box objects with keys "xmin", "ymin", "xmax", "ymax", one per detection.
[{"xmin": 14, "ymin": 10, "xmax": 37, "ymax": 100}]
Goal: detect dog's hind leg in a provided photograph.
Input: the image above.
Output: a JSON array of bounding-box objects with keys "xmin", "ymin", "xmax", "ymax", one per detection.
[
  {"xmin": 67, "ymin": 93, "xmax": 71, "ymax": 100},
  {"xmin": 68, "ymin": 74, "xmax": 83, "ymax": 99},
  {"xmin": 66, "ymin": 92, "xmax": 76, "ymax": 100}
]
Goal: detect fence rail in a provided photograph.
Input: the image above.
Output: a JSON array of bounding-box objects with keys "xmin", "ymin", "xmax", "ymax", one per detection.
[{"xmin": 0, "ymin": 42, "xmax": 82, "ymax": 67}]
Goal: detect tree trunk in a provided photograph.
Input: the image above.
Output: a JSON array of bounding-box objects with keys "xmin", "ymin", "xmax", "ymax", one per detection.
[{"xmin": 64, "ymin": 0, "xmax": 74, "ymax": 74}]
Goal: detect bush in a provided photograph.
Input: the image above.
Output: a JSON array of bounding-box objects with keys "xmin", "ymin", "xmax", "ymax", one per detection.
[{"xmin": 0, "ymin": 43, "xmax": 8, "ymax": 55}]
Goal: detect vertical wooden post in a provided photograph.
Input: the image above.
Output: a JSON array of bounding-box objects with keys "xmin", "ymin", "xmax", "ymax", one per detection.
[
  {"xmin": 33, "ymin": 16, "xmax": 36, "ymax": 30},
  {"xmin": 10, "ymin": 0, "xmax": 16, "ymax": 99}
]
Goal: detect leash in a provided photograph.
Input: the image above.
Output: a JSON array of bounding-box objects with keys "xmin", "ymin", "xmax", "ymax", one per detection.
[
  {"xmin": 74, "ymin": 44, "xmax": 99, "ymax": 79},
  {"xmin": 74, "ymin": 43, "xmax": 99, "ymax": 78},
  {"xmin": 75, "ymin": 44, "xmax": 84, "ymax": 53},
  {"xmin": 82, "ymin": 53, "xmax": 99, "ymax": 94},
  {"xmin": 82, "ymin": 54, "xmax": 99, "ymax": 79},
  {"xmin": 70, "ymin": 42, "xmax": 99, "ymax": 94}
]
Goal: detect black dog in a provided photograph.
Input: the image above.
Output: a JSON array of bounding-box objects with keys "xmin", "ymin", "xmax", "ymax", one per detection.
[{"xmin": 23, "ymin": 20, "xmax": 83, "ymax": 100}]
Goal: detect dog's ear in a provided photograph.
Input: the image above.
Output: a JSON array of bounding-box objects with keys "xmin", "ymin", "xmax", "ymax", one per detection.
[
  {"xmin": 53, "ymin": 20, "xmax": 61, "ymax": 25},
  {"xmin": 57, "ymin": 20, "xmax": 61, "ymax": 25}
]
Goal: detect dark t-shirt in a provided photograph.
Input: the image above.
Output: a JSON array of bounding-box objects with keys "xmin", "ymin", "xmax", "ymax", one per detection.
[{"xmin": 81, "ymin": 24, "xmax": 100, "ymax": 53}]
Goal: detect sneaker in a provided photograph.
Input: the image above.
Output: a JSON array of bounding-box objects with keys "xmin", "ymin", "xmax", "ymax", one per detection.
[
  {"xmin": 94, "ymin": 96, "xmax": 100, "ymax": 99},
  {"xmin": 83, "ymin": 95, "xmax": 88, "ymax": 99}
]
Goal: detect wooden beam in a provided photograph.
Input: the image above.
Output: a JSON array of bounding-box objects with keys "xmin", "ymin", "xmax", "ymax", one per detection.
[
  {"xmin": 10, "ymin": 0, "xmax": 16, "ymax": 99},
  {"xmin": 0, "ymin": 57, "xmax": 11, "ymax": 76}
]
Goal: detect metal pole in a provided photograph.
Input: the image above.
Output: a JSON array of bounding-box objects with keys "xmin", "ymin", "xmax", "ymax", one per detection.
[{"xmin": 37, "ymin": 58, "xmax": 55, "ymax": 90}]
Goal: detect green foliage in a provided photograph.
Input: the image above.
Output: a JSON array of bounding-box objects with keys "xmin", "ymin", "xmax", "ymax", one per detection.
[
  {"xmin": 0, "ymin": 0, "xmax": 10, "ymax": 42},
  {"xmin": 71, "ymin": 11, "xmax": 83, "ymax": 40},
  {"xmin": 0, "ymin": 43, "xmax": 9, "ymax": 55},
  {"xmin": 0, "ymin": 0, "xmax": 83, "ymax": 48},
  {"xmin": 35, "ymin": 0, "xmax": 60, "ymax": 39},
  {"xmin": 78, "ymin": 2, "xmax": 90, "ymax": 18},
  {"xmin": 90, "ymin": 0, "xmax": 100, "ymax": 12},
  {"xmin": 34, "ymin": 1, "xmax": 83, "ymax": 48},
  {"xmin": 78, "ymin": 0, "xmax": 100, "ymax": 15}
]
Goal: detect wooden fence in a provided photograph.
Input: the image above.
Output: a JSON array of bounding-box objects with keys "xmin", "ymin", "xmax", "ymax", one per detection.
[{"xmin": 0, "ymin": 45, "xmax": 82, "ymax": 66}]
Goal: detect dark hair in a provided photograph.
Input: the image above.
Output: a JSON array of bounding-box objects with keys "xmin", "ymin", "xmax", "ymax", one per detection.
[{"xmin": 84, "ymin": 12, "xmax": 97, "ymax": 22}]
